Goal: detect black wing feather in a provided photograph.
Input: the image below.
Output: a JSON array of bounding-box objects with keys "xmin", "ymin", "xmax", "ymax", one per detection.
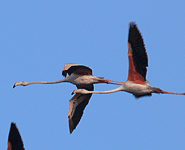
[
  {"xmin": 8, "ymin": 122, "xmax": 25, "ymax": 150},
  {"xmin": 62, "ymin": 63, "xmax": 92, "ymax": 77},
  {"xmin": 68, "ymin": 84, "xmax": 94, "ymax": 134},
  {"xmin": 128, "ymin": 22, "xmax": 148, "ymax": 80},
  {"xmin": 67, "ymin": 66, "xmax": 92, "ymax": 76}
]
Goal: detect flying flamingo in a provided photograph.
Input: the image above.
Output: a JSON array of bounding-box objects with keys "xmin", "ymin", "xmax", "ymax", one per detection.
[
  {"xmin": 73, "ymin": 22, "xmax": 185, "ymax": 97},
  {"xmin": 7, "ymin": 122, "xmax": 25, "ymax": 150},
  {"xmin": 13, "ymin": 63, "xmax": 124, "ymax": 133}
]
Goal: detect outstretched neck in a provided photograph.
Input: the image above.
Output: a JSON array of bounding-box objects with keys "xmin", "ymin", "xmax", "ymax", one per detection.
[
  {"xmin": 28, "ymin": 79, "xmax": 67, "ymax": 85},
  {"xmin": 88, "ymin": 85, "xmax": 125, "ymax": 94},
  {"xmin": 13, "ymin": 78, "xmax": 69, "ymax": 88},
  {"xmin": 28, "ymin": 79, "xmax": 69, "ymax": 85}
]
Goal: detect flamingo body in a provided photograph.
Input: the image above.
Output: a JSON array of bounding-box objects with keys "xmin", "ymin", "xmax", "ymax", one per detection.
[
  {"xmin": 63, "ymin": 63, "xmax": 112, "ymax": 133},
  {"xmin": 73, "ymin": 22, "xmax": 185, "ymax": 97},
  {"xmin": 13, "ymin": 63, "xmax": 124, "ymax": 133},
  {"xmin": 123, "ymin": 81, "xmax": 152, "ymax": 97},
  {"xmin": 125, "ymin": 22, "xmax": 151, "ymax": 96},
  {"xmin": 65, "ymin": 73, "xmax": 106, "ymax": 86}
]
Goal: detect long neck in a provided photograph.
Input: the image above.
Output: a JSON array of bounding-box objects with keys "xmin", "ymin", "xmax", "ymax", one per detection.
[
  {"xmin": 87, "ymin": 85, "xmax": 125, "ymax": 94},
  {"xmin": 26, "ymin": 78, "xmax": 69, "ymax": 85},
  {"xmin": 92, "ymin": 76, "xmax": 125, "ymax": 85}
]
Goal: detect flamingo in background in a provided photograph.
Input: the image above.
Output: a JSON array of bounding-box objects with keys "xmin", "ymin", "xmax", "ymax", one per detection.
[
  {"xmin": 13, "ymin": 63, "xmax": 124, "ymax": 133},
  {"xmin": 73, "ymin": 22, "xmax": 185, "ymax": 97},
  {"xmin": 7, "ymin": 122, "xmax": 25, "ymax": 150}
]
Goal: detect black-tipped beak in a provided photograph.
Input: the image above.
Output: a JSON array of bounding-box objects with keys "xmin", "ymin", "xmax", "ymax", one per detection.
[{"xmin": 13, "ymin": 84, "xmax": 16, "ymax": 88}]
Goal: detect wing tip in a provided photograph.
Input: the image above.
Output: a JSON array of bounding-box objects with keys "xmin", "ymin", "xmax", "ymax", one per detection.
[
  {"xmin": 62, "ymin": 71, "xmax": 67, "ymax": 77},
  {"xmin": 68, "ymin": 118, "xmax": 75, "ymax": 134},
  {"xmin": 129, "ymin": 21, "xmax": 140, "ymax": 34},
  {"xmin": 62, "ymin": 63, "xmax": 76, "ymax": 77},
  {"xmin": 70, "ymin": 129, "xmax": 73, "ymax": 134},
  {"xmin": 8, "ymin": 122, "xmax": 24, "ymax": 150},
  {"xmin": 129, "ymin": 21, "xmax": 136, "ymax": 28},
  {"xmin": 10, "ymin": 122, "xmax": 16, "ymax": 128}
]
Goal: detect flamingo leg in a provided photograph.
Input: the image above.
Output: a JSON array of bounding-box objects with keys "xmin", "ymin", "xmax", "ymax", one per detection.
[
  {"xmin": 106, "ymin": 79, "xmax": 125, "ymax": 84},
  {"xmin": 159, "ymin": 90, "xmax": 185, "ymax": 95},
  {"xmin": 92, "ymin": 78, "xmax": 124, "ymax": 85}
]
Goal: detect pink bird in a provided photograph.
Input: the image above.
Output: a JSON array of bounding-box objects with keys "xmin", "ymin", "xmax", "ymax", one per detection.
[
  {"xmin": 13, "ymin": 63, "xmax": 124, "ymax": 133},
  {"xmin": 73, "ymin": 22, "xmax": 185, "ymax": 97},
  {"xmin": 7, "ymin": 122, "xmax": 25, "ymax": 150}
]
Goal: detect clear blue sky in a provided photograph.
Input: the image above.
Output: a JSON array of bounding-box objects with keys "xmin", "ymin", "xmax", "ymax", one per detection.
[{"xmin": 1, "ymin": 1, "xmax": 185, "ymax": 150}]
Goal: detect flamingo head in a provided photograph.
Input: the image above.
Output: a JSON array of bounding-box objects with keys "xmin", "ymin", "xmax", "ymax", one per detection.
[
  {"xmin": 13, "ymin": 81, "xmax": 29, "ymax": 88},
  {"xmin": 71, "ymin": 89, "xmax": 89, "ymax": 95}
]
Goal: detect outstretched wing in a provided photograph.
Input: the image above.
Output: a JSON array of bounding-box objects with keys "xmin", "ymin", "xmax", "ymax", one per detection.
[
  {"xmin": 127, "ymin": 22, "xmax": 148, "ymax": 84},
  {"xmin": 62, "ymin": 63, "xmax": 93, "ymax": 77},
  {"xmin": 7, "ymin": 122, "xmax": 25, "ymax": 150},
  {"xmin": 68, "ymin": 84, "xmax": 94, "ymax": 134}
]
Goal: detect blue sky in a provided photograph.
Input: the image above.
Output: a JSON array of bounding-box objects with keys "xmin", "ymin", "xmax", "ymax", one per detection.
[{"xmin": 1, "ymin": 1, "xmax": 185, "ymax": 149}]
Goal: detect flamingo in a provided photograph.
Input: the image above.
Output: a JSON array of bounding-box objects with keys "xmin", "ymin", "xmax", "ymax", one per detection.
[
  {"xmin": 73, "ymin": 22, "xmax": 185, "ymax": 97},
  {"xmin": 13, "ymin": 63, "xmax": 124, "ymax": 133},
  {"xmin": 7, "ymin": 122, "xmax": 25, "ymax": 150}
]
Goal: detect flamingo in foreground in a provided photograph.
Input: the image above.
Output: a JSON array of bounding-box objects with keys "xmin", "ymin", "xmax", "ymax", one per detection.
[
  {"xmin": 73, "ymin": 22, "xmax": 185, "ymax": 97},
  {"xmin": 7, "ymin": 122, "xmax": 25, "ymax": 150},
  {"xmin": 13, "ymin": 63, "xmax": 124, "ymax": 133}
]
